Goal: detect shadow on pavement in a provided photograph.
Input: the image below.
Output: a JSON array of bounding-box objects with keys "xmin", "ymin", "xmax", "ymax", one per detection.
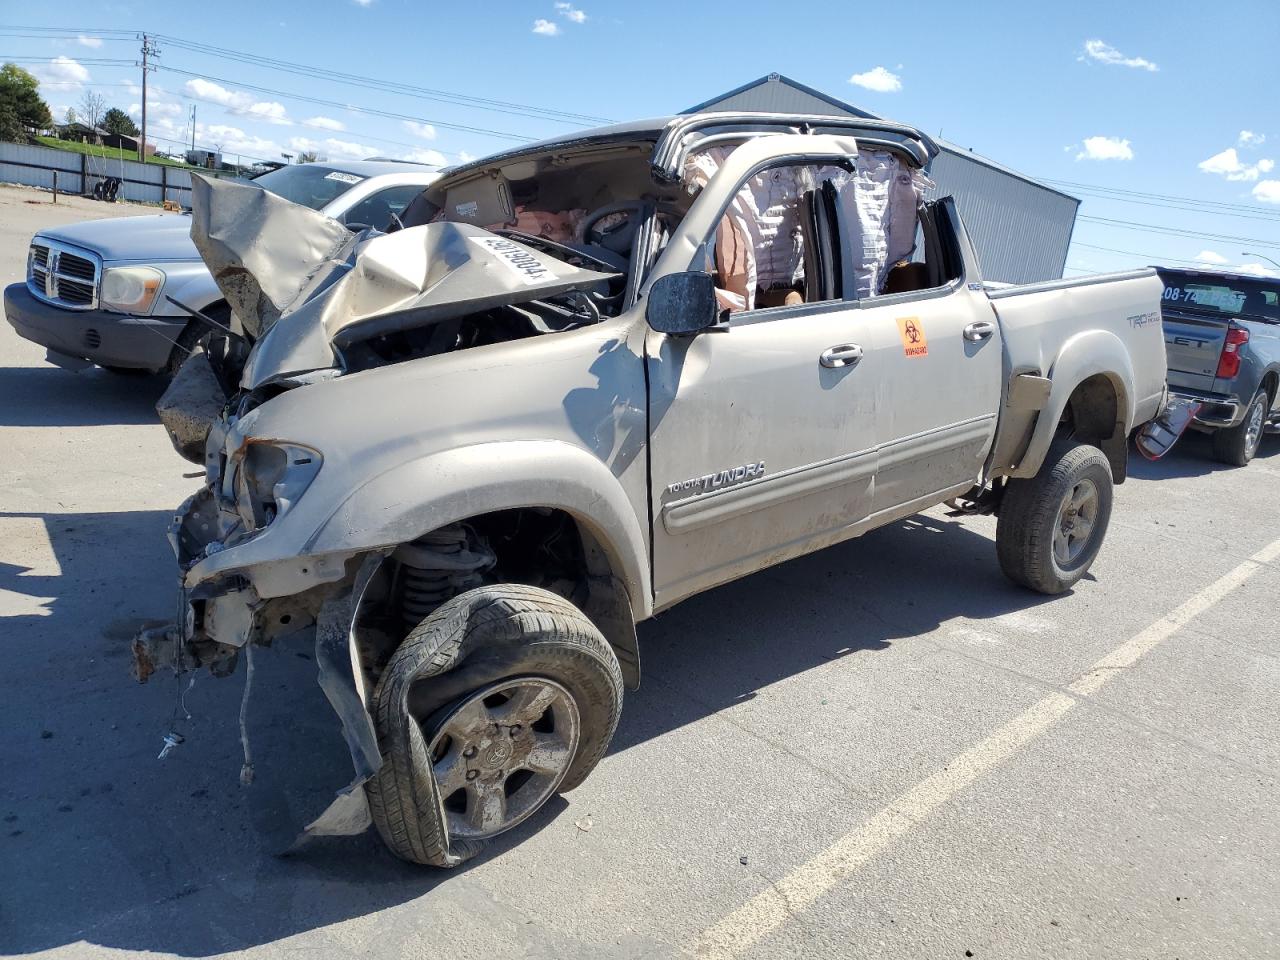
[
  {"xmin": 0, "ymin": 364, "xmax": 164, "ymax": 427},
  {"xmin": 1127, "ymin": 430, "xmax": 1280, "ymax": 481},
  {"xmin": 1, "ymin": 507, "xmax": 1050, "ymax": 956}
]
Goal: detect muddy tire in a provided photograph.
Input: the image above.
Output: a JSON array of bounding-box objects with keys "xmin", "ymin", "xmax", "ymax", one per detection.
[
  {"xmin": 1211, "ymin": 388, "xmax": 1268, "ymax": 467},
  {"xmin": 996, "ymin": 440, "xmax": 1114, "ymax": 595},
  {"xmin": 365, "ymin": 584, "xmax": 623, "ymax": 867}
]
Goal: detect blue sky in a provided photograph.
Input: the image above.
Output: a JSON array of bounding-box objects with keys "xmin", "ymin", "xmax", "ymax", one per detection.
[{"xmin": 5, "ymin": 0, "xmax": 1278, "ymax": 277}]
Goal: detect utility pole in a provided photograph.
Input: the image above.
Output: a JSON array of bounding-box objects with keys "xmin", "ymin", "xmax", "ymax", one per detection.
[
  {"xmin": 189, "ymin": 104, "xmax": 197, "ymax": 155},
  {"xmin": 138, "ymin": 33, "xmax": 159, "ymax": 163}
]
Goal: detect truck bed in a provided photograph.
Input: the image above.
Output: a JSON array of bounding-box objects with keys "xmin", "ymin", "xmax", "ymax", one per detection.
[{"xmin": 983, "ymin": 269, "xmax": 1168, "ymax": 477}]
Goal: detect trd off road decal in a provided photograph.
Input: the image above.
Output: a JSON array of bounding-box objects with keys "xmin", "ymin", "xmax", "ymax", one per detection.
[
  {"xmin": 896, "ymin": 316, "xmax": 928, "ymax": 358},
  {"xmin": 469, "ymin": 236, "xmax": 555, "ymax": 285}
]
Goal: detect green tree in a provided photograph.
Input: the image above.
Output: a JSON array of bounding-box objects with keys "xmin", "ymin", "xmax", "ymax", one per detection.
[
  {"xmin": 0, "ymin": 101, "xmax": 23, "ymax": 142},
  {"xmin": 102, "ymin": 106, "xmax": 139, "ymax": 137},
  {"xmin": 0, "ymin": 63, "xmax": 54, "ymax": 140}
]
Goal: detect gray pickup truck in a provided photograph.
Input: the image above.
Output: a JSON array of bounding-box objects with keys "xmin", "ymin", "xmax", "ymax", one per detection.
[
  {"xmin": 1159, "ymin": 267, "xmax": 1280, "ymax": 465},
  {"xmin": 135, "ymin": 113, "xmax": 1167, "ymax": 867}
]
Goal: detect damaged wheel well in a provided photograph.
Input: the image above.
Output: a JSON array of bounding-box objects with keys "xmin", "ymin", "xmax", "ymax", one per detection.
[
  {"xmin": 353, "ymin": 507, "xmax": 640, "ymax": 691},
  {"xmin": 1061, "ymin": 373, "xmax": 1127, "ymax": 483}
]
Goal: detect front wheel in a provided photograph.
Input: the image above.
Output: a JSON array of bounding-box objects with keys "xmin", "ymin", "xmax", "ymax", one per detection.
[
  {"xmin": 1211, "ymin": 388, "xmax": 1269, "ymax": 467},
  {"xmin": 996, "ymin": 441, "xmax": 1114, "ymax": 594},
  {"xmin": 365, "ymin": 584, "xmax": 623, "ymax": 867}
]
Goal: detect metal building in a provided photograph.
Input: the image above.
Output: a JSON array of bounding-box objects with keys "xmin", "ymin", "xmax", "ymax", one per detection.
[{"xmin": 684, "ymin": 74, "xmax": 1079, "ymax": 283}]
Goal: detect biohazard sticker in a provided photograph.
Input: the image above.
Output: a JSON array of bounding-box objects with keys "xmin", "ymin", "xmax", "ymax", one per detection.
[{"xmin": 896, "ymin": 317, "xmax": 928, "ymax": 358}]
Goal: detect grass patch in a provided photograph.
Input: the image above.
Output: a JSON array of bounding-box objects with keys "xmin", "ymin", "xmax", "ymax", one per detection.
[{"xmin": 34, "ymin": 137, "xmax": 192, "ymax": 168}]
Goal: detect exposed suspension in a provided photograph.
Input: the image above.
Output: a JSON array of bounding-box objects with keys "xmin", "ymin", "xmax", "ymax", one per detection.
[{"xmin": 393, "ymin": 525, "xmax": 496, "ymax": 625}]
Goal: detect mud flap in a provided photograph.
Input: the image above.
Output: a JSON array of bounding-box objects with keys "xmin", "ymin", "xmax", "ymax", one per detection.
[
  {"xmin": 1136, "ymin": 397, "xmax": 1202, "ymax": 461},
  {"xmin": 293, "ymin": 556, "xmax": 385, "ymax": 843}
]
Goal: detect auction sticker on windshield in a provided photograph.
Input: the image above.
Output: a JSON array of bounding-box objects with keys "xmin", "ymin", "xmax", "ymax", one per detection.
[
  {"xmin": 324, "ymin": 171, "xmax": 364, "ymax": 185},
  {"xmin": 469, "ymin": 236, "xmax": 555, "ymax": 285}
]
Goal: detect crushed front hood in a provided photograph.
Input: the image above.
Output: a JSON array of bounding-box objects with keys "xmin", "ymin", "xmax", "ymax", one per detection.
[{"xmin": 188, "ymin": 174, "xmax": 616, "ymax": 388}]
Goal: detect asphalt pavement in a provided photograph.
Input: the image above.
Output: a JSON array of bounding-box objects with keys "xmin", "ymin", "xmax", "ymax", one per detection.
[{"xmin": 0, "ymin": 184, "xmax": 1276, "ymax": 960}]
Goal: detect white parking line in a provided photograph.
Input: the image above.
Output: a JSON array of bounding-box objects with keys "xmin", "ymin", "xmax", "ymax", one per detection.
[{"xmin": 692, "ymin": 537, "xmax": 1280, "ymax": 960}]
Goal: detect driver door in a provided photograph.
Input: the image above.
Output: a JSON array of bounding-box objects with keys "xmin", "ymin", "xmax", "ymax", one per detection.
[{"xmin": 645, "ymin": 136, "xmax": 885, "ymax": 610}]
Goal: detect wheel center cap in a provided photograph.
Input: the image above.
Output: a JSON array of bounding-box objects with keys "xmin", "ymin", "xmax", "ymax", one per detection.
[{"xmin": 483, "ymin": 738, "xmax": 514, "ymax": 769}]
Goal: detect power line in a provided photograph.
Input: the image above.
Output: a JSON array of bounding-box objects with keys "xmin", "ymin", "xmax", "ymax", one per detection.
[
  {"xmin": 153, "ymin": 33, "xmax": 614, "ymax": 127},
  {"xmin": 0, "ymin": 55, "xmax": 136, "ymax": 65},
  {"xmin": 1072, "ymin": 242, "xmax": 1237, "ymax": 267},
  {"xmin": 156, "ymin": 64, "xmax": 534, "ymax": 142},
  {"xmin": 1069, "ymin": 188, "xmax": 1280, "ymax": 224},
  {"xmin": 0, "ymin": 25, "xmax": 612, "ymax": 126},
  {"xmin": 1045, "ymin": 177, "xmax": 1280, "ymax": 218},
  {"xmin": 32, "ymin": 78, "xmax": 477, "ymax": 161},
  {"xmin": 1078, "ymin": 215, "xmax": 1280, "ymax": 250}
]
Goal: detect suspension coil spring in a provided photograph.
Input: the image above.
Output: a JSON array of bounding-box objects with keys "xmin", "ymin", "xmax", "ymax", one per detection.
[{"xmin": 393, "ymin": 525, "xmax": 496, "ymax": 625}]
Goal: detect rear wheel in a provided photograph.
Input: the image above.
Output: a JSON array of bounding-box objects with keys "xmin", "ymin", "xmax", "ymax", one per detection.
[
  {"xmin": 997, "ymin": 440, "xmax": 1114, "ymax": 594},
  {"xmin": 1211, "ymin": 388, "xmax": 1268, "ymax": 467},
  {"xmin": 365, "ymin": 584, "xmax": 623, "ymax": 867}
]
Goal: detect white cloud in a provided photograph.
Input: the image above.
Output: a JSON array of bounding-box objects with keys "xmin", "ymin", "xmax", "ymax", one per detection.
[
  {"xmin": 304, "ymin": 116, "xmax": 345, "ymax": 132},
  {"xmin": 31, "ymin": 56, "xmax": 90, "ymax": 90},
  {"xmin": 401, "ymin": 120, "xmax": 437, "ymax": 140},
  {"xmin": 1193, "ymin": 248, "xmax": 1279, "ymax": 277},
  {"xmin": 1080, "ymin": 39, "xmax": 1158, "ymax": 72},
  {"xmin": 289, "ymin": 135, "xmax": 379, "ymax": 162},
  {"xmin": 457, "ymin": 150, "xmax": 476, "ymax": 164},
  {"xmin": 532, "ymin": 18, "xmax": 559, "ymax": 35},
  {"xmin": 1239, "ymin": 130, "xmax": 1266, "ymax": 148},
  {"xmin": 1199, "ymin": 147, "xmax": 1274, "ymax": 182},
  {"xmin": 1253, "ymin": 180, "xmax": 1280, "ymax": 204},
  {"xmin": 128, "ymin": 100, "xmax": 184, "ymax": 120},
  {"xmin": 400, "ymin": 147, "xmax": 448, "ymax": 166},
  {"xmin": 1194, "ymin": 250, "xmax": 1230, "ymax": 265},
  {"xmin": 353, "ymin": 0, "xmax": 374, "ymax": 6},
  {"xmin": 76, "ymin": 35, "xmax": 103, "ymax": 49},
  {"xmin": 200, "ymin": 123, "xmax": 286, "ymax": 161},
  {"xmin": 848, "ymin": 66, "xmax": 901, "ymax": 92},
  {"xmin": 1076, "ymin": 136, "xmax": 1134, "ymax": 161},
  {"xmin": 183, "ymin": 78, "xmax": 291, "ymax": 125},
  {"xmin": 555, "ymin": 2, "xmax": 587, "ymax": 22}
]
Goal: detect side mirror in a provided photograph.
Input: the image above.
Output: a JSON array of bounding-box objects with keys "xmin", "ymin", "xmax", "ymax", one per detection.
[{"xmin": 646, "ymin": 271, "xmax": 721, "ymax": 336}]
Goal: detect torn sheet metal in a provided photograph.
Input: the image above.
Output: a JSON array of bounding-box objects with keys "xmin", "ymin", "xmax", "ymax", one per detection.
[
  {"xmin": 189, "ymin": 174, "xmax": 355, "ymax": 340},
  {"xmin": 155, "ymin": 349, "xmax": 225, "ymax": 464},
  {"xmin": 190, "ymin": 173, "xmax": 617, "ymax": 389},
  {"xmin": 296, "ymin": 557, "xmax": 385, "ymax": 841},
  {"xmin": 1136, "ymin": 396, "xmax": 1201, "ymax": 460}
]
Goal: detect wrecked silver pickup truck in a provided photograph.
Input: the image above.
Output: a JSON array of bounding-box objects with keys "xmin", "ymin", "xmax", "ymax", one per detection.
[{"xmin": 137, "ymin": 113, "xmax": 1168, "ymax": 867}]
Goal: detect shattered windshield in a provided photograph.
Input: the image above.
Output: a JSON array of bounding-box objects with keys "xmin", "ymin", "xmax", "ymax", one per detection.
[{"xmin": 251, "ymin": 165, "xmax": 366, "ymax": 211}]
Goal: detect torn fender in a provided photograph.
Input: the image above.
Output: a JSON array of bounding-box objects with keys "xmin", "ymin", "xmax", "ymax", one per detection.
[{"xmin": 298, "ymin": 555, "xmax": 384, "ymax": 840}]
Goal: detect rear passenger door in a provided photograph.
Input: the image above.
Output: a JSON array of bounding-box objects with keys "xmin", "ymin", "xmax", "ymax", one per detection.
[{"xmin": 853, "ymin": 199, "xmax": 1003, "ymax": 513}]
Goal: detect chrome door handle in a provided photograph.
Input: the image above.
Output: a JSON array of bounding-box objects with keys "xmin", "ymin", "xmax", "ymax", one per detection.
[
  {"xmin": 820, "ymin": 344, "xmax": 863, "ymax": 368},
  {"xmin": 963, "ymin": 320, "xmax": 996, "ymax": 342}
]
